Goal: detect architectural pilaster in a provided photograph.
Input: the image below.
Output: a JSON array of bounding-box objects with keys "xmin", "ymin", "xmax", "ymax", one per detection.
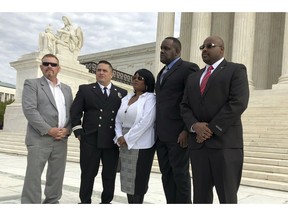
[
  {"xmin": 232, "ymin": 12, "xmax": 256, "ymax": 89},
  {"xmin": 154, "ymin": 12, "xmax": 175, "ymax": 76},
  {"xmin": 274, "ymin": 12, "xmax": 288, "ymax": 88},
  {"xmin": 189, "ymin": 12, "xmax": 212, "ymax": 68},
  {"xmin": 179, "ymin": 12, "xmax": 193, "ymax": 61}
]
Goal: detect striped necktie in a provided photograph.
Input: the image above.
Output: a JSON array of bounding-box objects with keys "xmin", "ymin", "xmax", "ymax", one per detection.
[{"xmin": 200, "ymin": 65, "xmax": 213, "ymax": 95}]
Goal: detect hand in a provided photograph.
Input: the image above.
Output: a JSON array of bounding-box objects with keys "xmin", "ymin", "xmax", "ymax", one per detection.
[
  {"xmin": 177, "ymin": 130, "xmax": 188, "ymax": 148},
  {"xmin": 48, "ymin": 127, "xmax": 68, "ymax": 140},
  {"xmin": 196, "ymin": 134, "xmax": 206, "ymax": 143},
  {"xmin": 117, "ymin": 136, "xmax": 127, "ymax": 146},
  {"xmin": 193, "ymin": 122, "xmax": 213, "ymax": 143},
  {"xmin": 77, "ymin": 135, "xmax": 81, "ymax": 141}
]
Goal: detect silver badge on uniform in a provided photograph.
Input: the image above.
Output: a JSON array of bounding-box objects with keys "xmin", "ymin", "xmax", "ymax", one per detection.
[{"xmin": 118, "ymin": 92, "xmax": 122, "ymax": 98}]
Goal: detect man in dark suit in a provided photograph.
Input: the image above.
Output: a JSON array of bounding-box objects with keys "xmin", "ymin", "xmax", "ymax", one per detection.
[
  {"xmin": 70, "ymin": 60, "xmax": 127, "ymax": 204},
  {"xmin": 155, "ymin": 37, "xmax": 199, "ymax": 203},
  {"xmin": 181, "ymin": 36, "xmax": 249, "ymax": 203}
]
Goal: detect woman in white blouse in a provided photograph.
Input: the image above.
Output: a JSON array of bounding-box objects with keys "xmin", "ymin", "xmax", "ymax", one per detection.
[{"xmin": 114, "ymin": 68, "xmax": 156, "ymax": 204}]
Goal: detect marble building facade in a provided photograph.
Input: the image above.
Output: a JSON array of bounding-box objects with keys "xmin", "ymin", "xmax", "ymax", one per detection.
[{"xmin": 79, "ymin": 12, "xmax": 288, "ymax": 91}]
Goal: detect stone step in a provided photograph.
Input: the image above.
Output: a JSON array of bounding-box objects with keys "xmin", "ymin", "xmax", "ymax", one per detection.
[
  {"xmin": 244, "ymin": 141, "xmax": 288, "ymax": 148},
  {"xmin": 244, "ymin": 133, "xmax": 288, "ymax": 139},
  {"xmin": 244, "ymin": 163, "xmax": 288, "ymax": 174},
  {"xmin": 0, "ymin": 147, "xmax": 27, "ymax": 157},
  {"xmin": 245, "ymin": 151, "xmax": 288, "ymax": 160},
  {"xmin": 241, "ymin": 177, "xmax": 288, "ymax": 192},
  {"xmin": 243, "ymin": 108, "xmax": 288, "ymax": 113},
  {"xmin": 242, "ymin": 170, "xmax": 288, "ymax": 183},
  {"xmin": 244, "ymin": 146, "xmax": 288, "ymax": 154},
  {"xmin": 244, "ymin": 157, "xmax": 288, "ymax": 167},
  {"xmin": 243, "ymin": 121, "xmax": 288, "ymax": 125},
  {"xmin": 243, "ymin": 129, "xmax": 287, "ymax": 135}
]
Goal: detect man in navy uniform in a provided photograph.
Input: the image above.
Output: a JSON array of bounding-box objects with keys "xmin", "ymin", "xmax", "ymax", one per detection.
[{"xmin": 70, "ymin": 60, "xmax": 127, "ymax": 204}]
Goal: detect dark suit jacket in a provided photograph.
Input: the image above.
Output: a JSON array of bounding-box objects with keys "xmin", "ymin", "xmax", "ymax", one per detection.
[
  {"xmin": 70, "ymin": 82, "xmax": 127, "ymax": 148},
  {"xmin": 181, "ymin": 59, "xmax": 249, "ymax": 149},
  {"xmin": 155, "ymin": 58, "xmax": 199, "ymax": 143}
]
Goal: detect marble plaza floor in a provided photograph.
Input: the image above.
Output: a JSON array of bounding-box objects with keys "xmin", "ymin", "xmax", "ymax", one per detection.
[{"xmin": 0, "ymin": 152, "xmax": 287, "ymax": 215}]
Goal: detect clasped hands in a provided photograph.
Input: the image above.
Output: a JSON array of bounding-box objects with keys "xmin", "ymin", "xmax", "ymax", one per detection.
[
  {"xmin": 117, "ymin": 136, "xmax": 127, "ymax": 146},
  {"xmin": 193, "ymin": 122, "xmax": 213, "ymax": 143},
  {"xmin": 48, "ymin": 127, "xmax": 69, "ymax": 140}
]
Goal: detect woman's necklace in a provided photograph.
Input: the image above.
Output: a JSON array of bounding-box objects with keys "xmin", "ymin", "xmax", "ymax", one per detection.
[
  {"xmin": 125, "ymin": 94, "xmax": 140, "ymax": 113},
  {"xmin": 124, "ymin": 104, "xmax": 130, "ymax": 113}
]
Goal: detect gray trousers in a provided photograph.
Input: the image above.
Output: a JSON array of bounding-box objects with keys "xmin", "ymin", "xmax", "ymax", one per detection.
[{"xmin": 21, "ymin": 139, "xmax": 67, "ymax": 204}]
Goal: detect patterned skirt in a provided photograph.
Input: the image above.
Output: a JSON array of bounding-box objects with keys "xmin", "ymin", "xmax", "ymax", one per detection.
[{"xmin": 119, "ymin": 127, "xmax": 156, "ymax": 195}]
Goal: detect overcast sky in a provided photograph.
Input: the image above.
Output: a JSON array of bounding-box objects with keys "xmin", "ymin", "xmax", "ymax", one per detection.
[{"xmin": 0, "ymin": 12, "xmax": 182, "ymax": 85}]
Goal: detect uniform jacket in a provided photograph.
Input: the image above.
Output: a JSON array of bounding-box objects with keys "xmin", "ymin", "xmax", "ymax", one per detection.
[
  {"xmin": 155, "ymin": 58, "xmax": 199, "ymax": 142},
  {"xmin": 181, "ymin": 59, "xmax": 249, "ymax": 149},
  {"xmin": 70, "ymin": 82, "xmax": 127, "ymax": 148}
]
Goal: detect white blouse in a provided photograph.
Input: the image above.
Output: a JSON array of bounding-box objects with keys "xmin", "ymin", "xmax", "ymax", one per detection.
[{"xmin": 114, "ymin": 92, "xmax": 156, "ymax": 150}]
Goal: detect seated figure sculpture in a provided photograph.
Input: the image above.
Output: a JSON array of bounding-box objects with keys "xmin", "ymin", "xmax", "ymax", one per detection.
[
  {"xmin": 38, "ymin": 16, "xmax": 83, "ymax": 59},
  {"xmin": 56, "ymin": 16, "xmax": 83, "ymax": 56},
  {"xmin": 39, "ymin": 24, "xmax": 58, "ymax": 54}
]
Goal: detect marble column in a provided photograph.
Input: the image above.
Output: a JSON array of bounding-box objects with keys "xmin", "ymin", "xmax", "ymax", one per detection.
[
  {"xmin": 189, "ymin": 12, "xmax": 212, "ymax": 68},
  {"xmin": 232, "ymin": 12, "xmax": 256, "ymax": 89},
  {"xmin": 252, "ymin": 13, "xmax": 271, "ymax": 89},
  {"xmin": 179, "ymin": 12, "xmax": 193, "ymax": 61},
  {"xmin": 154, "ymin": 12, "xmax": 175, "ymax": 77},
  {"xmin": 275, "ymin": 12, "xmax": 288, "ymax": 87}
]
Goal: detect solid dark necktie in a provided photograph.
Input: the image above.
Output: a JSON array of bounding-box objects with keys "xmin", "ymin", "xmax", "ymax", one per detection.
[
  {"xmin": 160, "ymin": 65, "xmax": 169, "ymax": 84},
  {"xmin": 103, "ymin": 87, "xmax": 108, "ymax": 99},
  {"xmin": 200, "ymin": 65, "xmax": 214, "ymax": 95}
]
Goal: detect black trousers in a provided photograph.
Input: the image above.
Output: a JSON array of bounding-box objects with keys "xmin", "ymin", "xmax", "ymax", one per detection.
[
  {"xmin": 190, "ymin": 145, "xmax": 243, "ymax": 204},
  {"xmin": 79, "ymin": 134, "xmax": 119, "ymax": 204},
  {"xmin": 156, "ymin": 139, "xmax": 192, "ymax": 203}
]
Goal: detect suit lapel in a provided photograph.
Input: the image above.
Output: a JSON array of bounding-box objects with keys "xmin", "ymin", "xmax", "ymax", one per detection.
[
  {"xmin": 160, "ymin": 59, "xmax": 183, "ymax": 85},
  {"xmin": 40, "ymin": 76, "xmax": 57, "ymax": 109},
  {"xmin": 107, "ymin": 84, "xmax": 123, "ymax": 104},
  {"xmin": 90, "ymin": 83, "xmax": 106, "ymax": 102}
]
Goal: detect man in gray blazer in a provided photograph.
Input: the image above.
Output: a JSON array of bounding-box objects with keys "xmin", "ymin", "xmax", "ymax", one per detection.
[{"xmin": 21, "ymin": 54, "xmax": 73, "ymax": 204}]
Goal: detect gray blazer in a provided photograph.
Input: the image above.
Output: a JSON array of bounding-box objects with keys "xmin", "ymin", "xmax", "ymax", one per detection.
[{"xmin": 22, "ymin": 76, "xmax": 73, "ymax": 146}]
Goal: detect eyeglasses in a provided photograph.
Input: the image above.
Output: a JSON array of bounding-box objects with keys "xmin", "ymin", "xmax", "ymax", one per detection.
[
  {"xmin": 199, "ymin": 43, "xmax": 221, "ymax": 50},
  {"xmin": 42, "ymin": 62, "xmax": 58, "ymax": 67},
  {"xmin": 132, "ymin": 75, "xmax": 145, "ymax": 81}
]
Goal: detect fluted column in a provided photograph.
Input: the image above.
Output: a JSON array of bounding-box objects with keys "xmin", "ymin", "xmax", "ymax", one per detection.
[
  {"xmin": 276, "ymin": 12, "xmax": 288, "ymax": 86},
  {"xmin": 179, "ymin": 12, "xmax": 193, "ymax": 61},
  {"xmin": 189, "ymin": 12, "xmax": 212, "ymax": 68},
  {"xmin": 232, "ymin": 12, "xmax": 256, "ymax": 89},
  {"xmin": 154, "ymin": 12, "xmax": 175, "ymax": 76}
]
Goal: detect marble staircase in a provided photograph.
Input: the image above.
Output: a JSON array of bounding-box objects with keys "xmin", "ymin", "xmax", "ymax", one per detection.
[{"xmin": 240, "ymin": 88, "xmax": 288, "ymax": 191}]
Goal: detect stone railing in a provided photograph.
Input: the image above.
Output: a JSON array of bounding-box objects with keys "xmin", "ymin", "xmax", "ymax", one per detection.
[{"xmin": 82, "ymin": 61, "xmax": 132, "ymax": 85}]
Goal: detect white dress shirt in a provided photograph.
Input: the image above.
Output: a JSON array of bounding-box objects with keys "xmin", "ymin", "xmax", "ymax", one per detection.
[
  {"xmin": 97, "ymin": 82, "xmax": 112, "ymax": 96},
  {"xmin": 46, "ymin": 78, "xmax": 66, "ymax": 128}
]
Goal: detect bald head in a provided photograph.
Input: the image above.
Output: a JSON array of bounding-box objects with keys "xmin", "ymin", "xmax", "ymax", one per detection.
[{"xmin": 201, "ymin": 36, "xmax": 225, "ymax": 65}]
